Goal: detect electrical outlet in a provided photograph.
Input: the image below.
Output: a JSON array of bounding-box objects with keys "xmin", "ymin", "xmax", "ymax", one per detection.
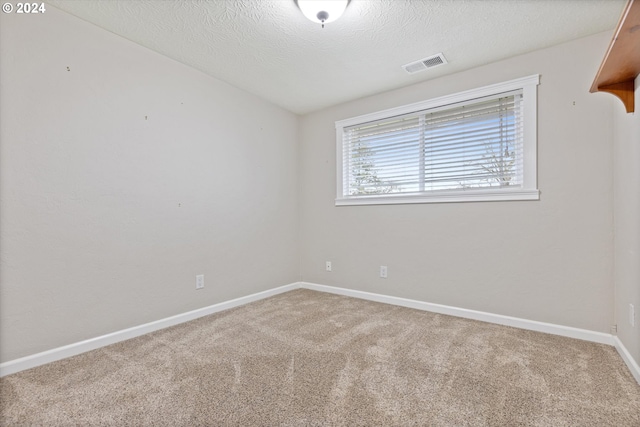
[
  {"xmin": 380, "ymin": 265, "xmax": 388, "ymax": 279},
  {"xmin": 630, "ymin": 304, "xmax": 636, "ymax": 327},
  {"xmin": 196, "ymin": 274, "xmax": 204, "ymax": 290},
  {"xmin": 325, "ymin": 261, "xmax": 332, "ymax": 272}
]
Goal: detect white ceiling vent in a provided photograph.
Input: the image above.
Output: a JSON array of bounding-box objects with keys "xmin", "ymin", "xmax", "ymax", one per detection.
[{"xmin": 402, "ymin": 53, "xmax": 448, "ymax": 74}]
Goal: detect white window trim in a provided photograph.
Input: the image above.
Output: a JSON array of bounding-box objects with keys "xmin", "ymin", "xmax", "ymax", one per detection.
[{"xmin": 335, "ymin": 75, "xmax": 540, "ymax": 206}]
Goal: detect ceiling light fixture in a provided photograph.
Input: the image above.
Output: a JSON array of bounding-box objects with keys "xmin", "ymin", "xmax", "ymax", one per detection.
[{"xmin": 296, "ymin": 0, "xmax": 349, "ymax": 28}]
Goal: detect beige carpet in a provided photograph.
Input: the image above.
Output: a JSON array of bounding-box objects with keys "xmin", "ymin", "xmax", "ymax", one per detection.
[{"xmin": 1, "ymin": 289, "xmax": 639, "ymax": 426}]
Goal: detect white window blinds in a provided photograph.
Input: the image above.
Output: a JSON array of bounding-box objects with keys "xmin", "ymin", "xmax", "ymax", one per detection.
[
  {"xmin": 342, "ymin": 90, "xmax": 524, "ymax": 198},
  {"xmin": 336, "ymin": 75, "xmax": 539, "ymax": 205}
]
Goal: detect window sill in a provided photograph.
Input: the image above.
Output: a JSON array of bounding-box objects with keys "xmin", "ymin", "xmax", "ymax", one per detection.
[{"xmin": 335, "ymin": 188, "xmax": 540, "ymax": 206}]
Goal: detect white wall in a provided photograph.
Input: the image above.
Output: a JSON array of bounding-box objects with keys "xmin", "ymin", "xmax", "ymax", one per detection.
[
  {"xmin": 613, "ymin": 76, "xmax": 640, "ymax": 366},
  {"xmin": 0, "ymin": 6, "xmax": 627, "ymax": 369},
  {"xmin": 299, "ymin": 32, "xmax": 615, "ymax": 334},
  {"xmin": 0, "ymin": 7, "xmax": 299, "ymax": 362}
]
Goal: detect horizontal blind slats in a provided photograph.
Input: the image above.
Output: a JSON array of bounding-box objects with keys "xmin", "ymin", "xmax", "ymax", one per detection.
[{"xmin": 345, "ymin": 91, "xmax": 524, "ymax": 196}]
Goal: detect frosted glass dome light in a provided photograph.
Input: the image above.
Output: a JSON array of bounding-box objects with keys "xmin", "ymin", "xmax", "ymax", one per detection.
[{"xmin": 296, "ymin": 0, "xmax": 349, "ymax": 27}]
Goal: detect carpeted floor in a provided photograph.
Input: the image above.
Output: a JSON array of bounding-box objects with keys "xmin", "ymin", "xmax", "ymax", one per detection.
[{"xmin": 1, "ymin": 289, "xmax": 639, "ymax": 426}]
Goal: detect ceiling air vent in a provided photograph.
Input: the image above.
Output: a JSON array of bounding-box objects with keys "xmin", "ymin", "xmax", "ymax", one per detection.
[{"xmin": 402, "ymin": 53, "xmax": 448, "ymax": 74}]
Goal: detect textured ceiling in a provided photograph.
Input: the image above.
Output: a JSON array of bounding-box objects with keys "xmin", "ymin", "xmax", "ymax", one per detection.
[{"xmin": 47, "ymin": 0, "xmax": 625, "ymax": 115}]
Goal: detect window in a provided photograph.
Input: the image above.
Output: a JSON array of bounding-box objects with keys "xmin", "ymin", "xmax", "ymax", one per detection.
[{"xmin": 335, "ymin": 75, "xmax": 540, "ymax": 205}]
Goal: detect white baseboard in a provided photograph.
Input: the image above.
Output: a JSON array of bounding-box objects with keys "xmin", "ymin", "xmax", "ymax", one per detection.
[
  {"xmin": 4, "ymin": 281, "xmax": 636, "ymax": 385},
  {"xmin": 300, "ymin": 282, "xmax": 614, "ymax": 345},
  {"xmin": 614, "ymin": 336, "xmax": 640, "ymax": 384},
  {"xmin": 307, "ymin": 280, "xmax": 635, "ymax": 384},
  {"xmin": 0, "ymin": 283, "xmax": 299, "ymax": 377}
]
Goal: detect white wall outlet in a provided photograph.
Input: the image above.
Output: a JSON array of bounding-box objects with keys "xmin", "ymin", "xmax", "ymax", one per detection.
[
  {"xmin": 380, "ymin": 265, "xmax": 388, "ymax": 279},
  {"xmin": 325, "ymin": 261, "xmax": 332, "ymax": 272},
  {"xmin": 196, "ymin": 274, "xmax": 204, "ymax": 290},
  {"xmin": 630, "ymin": 304, "xmax": 635, "ymax": 327}
]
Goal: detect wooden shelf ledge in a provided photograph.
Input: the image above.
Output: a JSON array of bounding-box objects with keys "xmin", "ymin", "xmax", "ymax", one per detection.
[{"xmin": 590, "ymin": 0, "xmax": 640, "ymax": 113}]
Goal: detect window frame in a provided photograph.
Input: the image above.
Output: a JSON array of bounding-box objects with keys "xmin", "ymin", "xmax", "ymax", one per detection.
[{"xmin": 335, "ymin": 75, "xmax": 540, "ymax": 206}]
